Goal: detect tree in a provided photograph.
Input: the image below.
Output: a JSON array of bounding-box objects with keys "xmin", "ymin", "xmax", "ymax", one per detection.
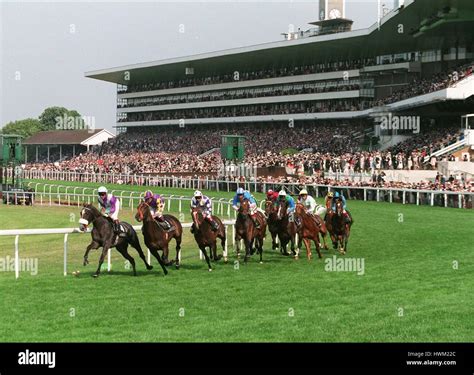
[
  {"xmin": 1, "ymin": 118, "xmax": 42, "ymax": 138},
  {"xmin": 38, "ymin": 107, "xmax": 69, "ymax": 131}
]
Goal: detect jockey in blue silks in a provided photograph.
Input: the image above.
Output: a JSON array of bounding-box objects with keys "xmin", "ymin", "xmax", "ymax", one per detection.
[
  {"xmin": 332, "ymin": 191, "xmax": 352, "ymax": 224},
  {"xmin": 232, "ymin": 187, "xmax": 260, "ymax": 228}
]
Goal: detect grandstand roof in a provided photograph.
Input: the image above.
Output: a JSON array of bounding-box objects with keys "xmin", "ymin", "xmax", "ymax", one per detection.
[
  {"xmin": 86, "ymin": 0, "xmax": 474, "ymax": 86},
  {"xmin": 24, "ymin": 129, "xmax": 114, "ymax": 145}
]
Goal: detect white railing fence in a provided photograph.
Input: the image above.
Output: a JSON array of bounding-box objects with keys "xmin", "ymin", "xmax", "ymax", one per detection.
[
  {"xmin": 11, "ymin": 180, "xmax": 474, "ymax": 210},
  {"xmin": 0, "ymin": 220, "xmax": 236, "ymax": 279}
]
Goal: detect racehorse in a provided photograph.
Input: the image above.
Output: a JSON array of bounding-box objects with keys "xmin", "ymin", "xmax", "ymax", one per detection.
[
  {"xmin": 79, "ymin": 203, "xmax": 153, "ymax": 277},
  {"xmin": 294, "ymin": 203, "xmax": 327, "ymax": 260},
  {"xmin": 191, "ymin": 206, "xmax": 227, "ymax": 271},
  {"xmin": 234, "ymin": 198, "xmax": 266, "ymax": 263},
  {"xmin": 276, "ymin": 200, "xmax": 297, "ymax": 257},
  {"xmin": 135, "ymin": 201, "xmax": 183, "ymax": 269},
  {"xmin": 330, "ymin": 200, "xmax": 351, "ymax": 255},
  {"xmin": 264, "ymin": 200, "xmax": 280, "ymax": 251}
]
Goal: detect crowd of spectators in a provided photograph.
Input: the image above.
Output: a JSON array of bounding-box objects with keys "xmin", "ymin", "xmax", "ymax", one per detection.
[
  {"xmin": 376, "ymin": 62, "xmax": 473, "ymax": 105},
  {"xmin": 23, "ymin": 122, "xmax": 471, "ymax": 193},
  {"xmin": 119, "ymin": 80, "xmax": 361, "ymax": 108},
  {"xmin": 120, "ymin": 58, "xmax": 375, "ymax": 93},
  {"xmin": 120, "ymin": 99, "xmax": 372, "ymax": 123}
]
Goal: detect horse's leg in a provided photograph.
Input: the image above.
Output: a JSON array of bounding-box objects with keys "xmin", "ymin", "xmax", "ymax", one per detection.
[
  {"xmin": 129, "ymin": 235, "xmax": 153, "ymax": 271},
  {"xmin": 220, "ymin": 234, "xmax": 227, "ymax": 262},
  {"xmin": 313, "ymin": 237, "xmax": 322, "ymax": 259},
  {"xmin": 116, "ymin": 243, "xmax": 137, "ymax": 276},
  {"xmin": 199, "ymin": 244, "xmax": 212, "ymax": 271},
  {"xmin": 83, "ymin": 241, "xmax": 99, "ymax": 266},
  {"xmin": 250, "ymin": 237, "xmax": 256, "ymax": 255},
  {"xmin": 258, "ymin": 236, "xmax": 264, "ymax": 263},
  {"xmin": 235, "ymin": 234, "xmax": 241, "ymax": 259},
  {"xmin": 211, "ymin": 240, "xmax": 221, "ymax": 261},
  {"xmin": 161, "ymin": 244, "xmax": 172, "ymax": 266},
  {"xmin": 320, "ymin": 229, "xmax": 329, "ymax": 251},
  {"xmin": 149, "ymin": 247, "xmax": 168, "ymax": 275},
  {"xmin": 330, "ymin": 232, "xmax": 337, "ymax": 250},
  {"xmin": 244, "ymin": 236, "xmax": 252, "ymax": 263},
  {"xmin": 338, "ymin": 235, "xmax": 345, "ymax": 255},
  {"xmin": 303, "ymin": 238, "xmax": 312, "ymax": 261},
  {"xmin": 93, "ymin": 244, "xmax": 111, "ymax": 278},
  {"xmin": 174, "ymin": 234, "xmax": 182, "ymax": 269}
]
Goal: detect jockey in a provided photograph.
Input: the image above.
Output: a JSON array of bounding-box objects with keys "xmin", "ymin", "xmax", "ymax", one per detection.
[
  {"xmin": 97, "ymin": 186, "xmax": 122, "ymax": 235},
  {"xmin": 266, "ymin": 189, "xmax": 279, "ymax": 203},
  {"xmin": 190, "ymin": 190, "xmax": 219, "ymax": 232},
  {"xmin": 143, "ymin": 190, "xmax": 172, "ymax": 231},
  {"xmin": 299, "ymin": 189, "xmax": 327, "ymax": 222},
  {"xmin": 332, "ymin": 191, "xmax": 352, "ymax": 224},
  {"xmin": 232, "ymin": 187, "xmax": 260, "ymax": 228},
  {"xmin": 298, "ymin": 189, "xmax": 316, "ymax": 213},
  {"xmin": 325, "ymin": 191, "xmax": 334, "ymax": 210},
  {"xmin": 276, "ymin": 190, "xmax": 295, "ymax": 220}
]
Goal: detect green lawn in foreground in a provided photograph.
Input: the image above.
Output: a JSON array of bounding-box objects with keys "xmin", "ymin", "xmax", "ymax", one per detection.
[{"xmin": 0, "ymin": 185, "xmax": 473, "ymax": 342}]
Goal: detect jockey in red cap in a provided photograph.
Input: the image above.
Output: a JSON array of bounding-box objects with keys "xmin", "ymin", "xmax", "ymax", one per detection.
[{"xmin": 266, "ymin": 189, "xmax": 279, "ymax": 203}]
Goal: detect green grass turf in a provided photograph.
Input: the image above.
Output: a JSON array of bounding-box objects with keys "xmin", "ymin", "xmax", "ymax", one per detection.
[{"xmin": 0, "ymin": 183, "xmax": 473, "ymax": 342}]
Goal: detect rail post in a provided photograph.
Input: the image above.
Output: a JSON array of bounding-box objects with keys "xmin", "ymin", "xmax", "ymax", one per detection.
[
  {"xmin": 64, "ymin": 233, "xmax": 68, "ymax": 276},
  {"xmin": 15, "ymin": 235, "xmax": 20, "ymax": 279}
]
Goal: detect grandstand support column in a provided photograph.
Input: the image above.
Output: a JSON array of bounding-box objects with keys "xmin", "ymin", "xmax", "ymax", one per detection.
[
  {"xmin": 24, "ymin": 146, "xmax": 27, "ymax": 163},
  {"xmin": 47, "ymin": 146, "xmax": 50, "ymax": 162},
  {"xmin": 60, "ymin": 145, "xmax": 62, "ymax": 161},
  {"xmin": 35, "ymin": 146, "xmax": 38, "ymax": 162},
  {"xmin": 73, "ymin": 145, "xmax": 75, "ymax": 157}
]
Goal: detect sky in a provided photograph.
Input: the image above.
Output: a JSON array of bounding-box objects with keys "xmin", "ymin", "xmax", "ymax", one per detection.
[{"xmin": 0, "ymin": 0, "xmax": 395, "ymax": 132}]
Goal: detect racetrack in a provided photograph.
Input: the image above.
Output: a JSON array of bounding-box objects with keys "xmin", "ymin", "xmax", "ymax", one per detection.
[{"xmin": 0, "ymin": 182, "xmax": 473, "ymax": 342}]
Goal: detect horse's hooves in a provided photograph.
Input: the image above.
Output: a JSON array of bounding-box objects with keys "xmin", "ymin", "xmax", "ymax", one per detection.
[
  {"xmin": 282, "ymin": 252, "xmax": 290, "ymax": 256},
  {"xmin": 147, "ymin": 265, "xmax": 153, "ymax": 271},
  {"xmin": 83, "ymin": 260, "xmax": 89, "ymax": 266},
  {"xmin": 224, "ymin": 257, "xmax": 228, "ymax": 263},
  {"xmin": 259, "ymin": 261, "xmax": 263, "ymax": 264},
  {"xmin": 175, "ymin": 264, "xmax": 180, "ymax": 270},
  {"xmin": 208, "ymin": 268, "xmax": 212, "ymax": 272},
  {"xmin": 92, "ymin": 274, "xmax": 99, "ymax": 278}
]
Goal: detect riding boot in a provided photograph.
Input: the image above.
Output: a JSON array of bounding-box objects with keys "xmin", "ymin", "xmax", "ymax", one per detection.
[
  {"xmin": 344, "ymin": 213, "xmax": 352, "ymax": 224},
  {"xmin": 159, "ymin": 219, "xmax": 172, "ymax": 231},
  {"xmin": 252, "ymin": 216, "xmax": 261, "ymax": 229},
  {"xmin": 208, "ymin": 219, "xmax": 219, "ymax": 232},
  {"xmin": 190, "ymin": 223, "xmax": 195, "ymax": 234}
]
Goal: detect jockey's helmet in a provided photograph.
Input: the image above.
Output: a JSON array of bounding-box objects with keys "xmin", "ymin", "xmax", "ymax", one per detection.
[
  {"xmin": 144, "ymin": 190, "xmax": 153, "ymax": 200},
  {"xmin": 194, "ymin": 190, "xmax": 203, "ymax": 199},
  {"xmin": 266, "ymin": 189, "xmax": 274, "ymax": 196},
  {"xmin": 98, "ymin": 186, "xmax": 107, "ymax": 195},
  {"xmin": 334, "ymin": 192, "xmax": 340, "ymax": 198},
  {"xmin": 299, "ymin": 189, "xmax": 308, "ymax": 196},
  {"xmin": 236, "ymin": 187, "xmax": 245, "ymax": 195},
  {"xmin": 327, "ymin": 191, "xmax": 334, "ymax": 198},
  {"xmin": 278, "ymin": 190, "xmax": 287, "ymax": 197}
]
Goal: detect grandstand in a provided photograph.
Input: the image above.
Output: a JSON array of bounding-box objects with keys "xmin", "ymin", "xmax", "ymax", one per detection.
[{"xmin": 31, "ymin": 0, "xmax": 474, "ymax": 187}]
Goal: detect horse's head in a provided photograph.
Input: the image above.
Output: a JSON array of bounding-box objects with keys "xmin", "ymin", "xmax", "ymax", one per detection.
[
  {"xmin": 135, "ymin": 201, "xmax": 151, "ymax": 222},
  {"xmin": 264, "ymin": 200, "xmax": 275, "ymax": 216},
  {"xmin": 295, "ymin": 202, "xmax": 305, "ymax": 216},
  {"xmin": 239, "ymin": 198, "xmax": 251, "ymax": 216},
  {"xmin": 78, "ymin": 204, "xmax": 100, "ymax": 231},
  {"xmin": 277, "ymin": 199, "xmax": 288, "ymax": 220},
  {"xmin": 335, "ymin": 200, "xmax": 344, "ymax": 217},
  {"xmin": 191, "ymin": 206, "xmax": 204, "ymax": 229}
]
